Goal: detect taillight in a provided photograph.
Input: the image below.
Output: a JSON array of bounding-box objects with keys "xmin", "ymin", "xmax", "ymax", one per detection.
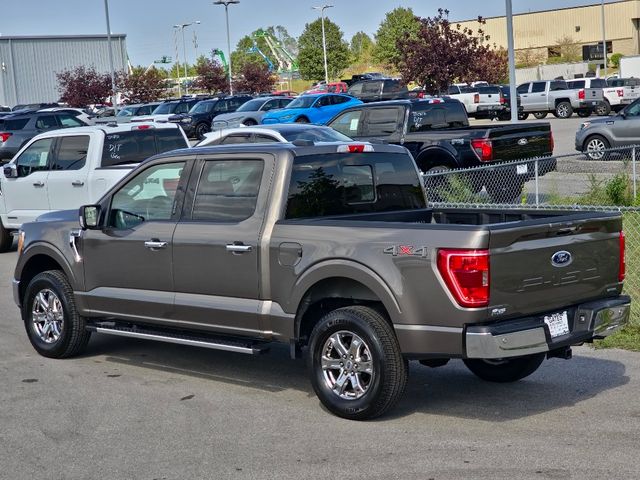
[
  {"xmin": 474, "ymin": 93, "xmax": 480, "ymax": 104},
  {"xmin": 337, "ymin": 144, "xmax": 374, "ymax": 153},
  {"xmin": 617, "ymin": 89, "xmax": 624, "ymax": 97},
  {"xmin": 132, "ymin": 124, "xmax": 155, "ymax": 130},
  {"xmin": 0, "ymin": 132, "xmax": 11, "ymax": 143},
  {"xmin": 437, "ymin": 249, "xmax": 490, "ymax": 308},
  {"xmin": 578, "ymin": 89, "xmax": 585, "ymax": 100},
  {"xmin": 471, "ymin": 138, "xmax": 493, "ymax": 162},
  {"xmin": 499, "ymin": 94, "xmax": 506, "ymax": 104},
  {"xmin": 619, "ymin": 231, "xmax": 626, "ymax": 282},
  {"xmin": 550, "ymin": 131, "xmax": 555, "ymax": 153}
]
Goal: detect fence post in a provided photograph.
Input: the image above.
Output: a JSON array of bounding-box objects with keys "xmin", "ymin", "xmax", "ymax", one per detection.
[
  {"xmin": 534, "ymin": 158, "xmax": 539, "ymax": 207},
  {"xmin": 633, "ymin": 146, "xmax": 638, "ymax": 200}
]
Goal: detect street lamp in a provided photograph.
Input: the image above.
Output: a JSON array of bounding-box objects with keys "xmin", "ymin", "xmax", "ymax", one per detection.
[
  {"xmin": 312, "ymin": 4, "xmax": 334, "ymax": 85},
  {"xmin": 601, "ymin": 0, "xmax": 607, "ymax": 77},
  {"xmin": 174, "ymin": 21, "xmax": 200, "ymax": 95},
  {"xmin": 505, "ymin": 0, "xmax": 517, "ymax": 122},
  {"xmin": 213, "ymin": 0, "xmax": 240, "ymax": 95},
  {"xmin": 103, "ymin": 0, "xmax": 118, "ymax": 114}
]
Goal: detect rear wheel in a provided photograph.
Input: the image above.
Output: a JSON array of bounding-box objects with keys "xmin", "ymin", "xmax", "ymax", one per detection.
[
  {"xmin": 594, "ymin": 101, "xmax": 611, "ymax": 116},
  {"xmin": 533, "ymin": 112, "xmax": 548, "ymax": 119},
  {"xmin": 0, "ymin": 220, "xmax": 12, "ymax": 253},
  {"xmin": 423, "ymin": 164, "xmax": 453, "ymax": 202},
  {"xmin": 463, "ymin": 353, "xmax": 546, "ymax": 383},
  {"xmin": 576, "ymin": 109, "xmax": 592, "ymax": 118},
  {"xmin": 554, "ymin": 101, "xmax": 573, "ymax": 119},
  {"xmin": 583, "ymin": 135, "xmax": 610, "ymax": 160},
  {"xmin": 195, "ymin": 122, "xmax": 210, "ymax": 140},
  {"xmin": 307, "ymin": 306, "xmax": 408, "ymax": 420},
  {"xmin": 517, "ymin": 112, "xmax": 529, "ymax": 121}
]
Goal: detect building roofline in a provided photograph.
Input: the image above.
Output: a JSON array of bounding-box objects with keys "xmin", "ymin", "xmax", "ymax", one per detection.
[
  {"xmin": 0, "ymin": 34, "xmax": 126, "ymax": 41},
  {"xmin": 455, "ymin": 0, "xmax": 630, "ymax": 23}
]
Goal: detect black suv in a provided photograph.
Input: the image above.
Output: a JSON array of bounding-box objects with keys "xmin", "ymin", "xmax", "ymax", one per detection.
[
  {"xmin": 169, "ymin": 95, "xmax": 253, "ymax": 139},
  {"xmin": 0, "ymin": 110, "xmax": 89, "ymax": 161},
  {"xmin": 347, "ymin": 79, "xmax": 409, "ymax": 103}
]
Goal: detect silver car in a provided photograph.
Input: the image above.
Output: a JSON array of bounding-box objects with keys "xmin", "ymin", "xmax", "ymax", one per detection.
[{"xmin": 211, "ymin": 96, "xmax": 292, "ymax": 130}]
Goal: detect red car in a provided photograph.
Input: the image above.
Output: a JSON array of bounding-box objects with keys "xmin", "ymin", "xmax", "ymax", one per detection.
[{"xmin": 304, "ymin": 82, "xmax": 349, "ymax": 95}]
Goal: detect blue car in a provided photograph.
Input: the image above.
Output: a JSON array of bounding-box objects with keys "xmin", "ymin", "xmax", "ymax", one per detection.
[{"xmin": 261, "ymin": 93, "xmax": 362, "ymax": 125}]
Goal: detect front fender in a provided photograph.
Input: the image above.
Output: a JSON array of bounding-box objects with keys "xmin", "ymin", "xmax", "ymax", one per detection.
[{"xmin": 15, "ymin": 241, "xmax": 82, "ymax": 291}]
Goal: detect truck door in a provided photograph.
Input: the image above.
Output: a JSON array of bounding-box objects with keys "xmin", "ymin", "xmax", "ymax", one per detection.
[
  {"xmin": 171, "ymin": 154, "xmax": 273, "ymax": 337},
  {"xmin": 1, "ymin": 137, "xmax": 53, "ymax": 227},
  {"xmin": 528, "ymin": 82, "xmax": 548, "ymax": 111},
  {"xmin": 517, "ymin": 83, "xmax": 532, "ymax": 110},
  {"xmin": 46, "ymin": 135, "xmax": 91, "ymax": 211}
]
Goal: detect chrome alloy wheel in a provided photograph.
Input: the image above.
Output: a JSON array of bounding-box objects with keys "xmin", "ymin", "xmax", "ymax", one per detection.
[
  {"xmin": 557, "ymin": 103, "xmax": 570, "ymax": 118},
  {"xmin": 586, "ymin": 138, "xmax": 606, "ymax": 160},
  {"xmin": 31, "ymin": 289, "xmax": 64, "ymax": 344},
  {"xmin": 321, "ymin": 330, "xmax": 374, "ymax": 400}
]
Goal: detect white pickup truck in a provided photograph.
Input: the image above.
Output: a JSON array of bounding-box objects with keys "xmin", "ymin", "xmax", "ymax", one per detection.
[
  {"xmin": 0, "ymin": 123, "xmax": 188, "ymax": 251},
  {"xmin": 445, "ymin": 85, "xmax": 480, "ymax": 115}
]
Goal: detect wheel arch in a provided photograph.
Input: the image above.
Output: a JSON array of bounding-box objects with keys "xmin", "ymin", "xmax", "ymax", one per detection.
[
  {"xmin": 554, "ymin": 97, "xmax": 571, "ymax": 106},
  {"xmin": 415, "ymin": 147, "xmax": 459, "ymax": 173}
]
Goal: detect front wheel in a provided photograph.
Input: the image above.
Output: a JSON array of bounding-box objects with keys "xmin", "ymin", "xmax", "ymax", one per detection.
[
  {"xmin": 307, "ymin": 306, "xmax": 408, "ymax": 420},
  {"xmin": 295, "ymin": 116, "xmax": 310, "ymax": 123},
  {"xmin": 485, "ymin": 179, "xmax": 524, "ymax": 204},
  {"xmin": 533, "ymin": 112, "xmax": 548, "ymax": 119},
  {"xmin": 583, "ymin": 135, "xmax": 610, "ymax": 160},
  {"xmin": 463, "ymin": 353, "xmax": 546, "ymax": 383},
  {"xmin": 23, "ymin": 270, "xmax": 91, "ymax": 359},
  {"xmin": 242, "ymin": 118, "xmax": 257, "ymax": 126},
  {"xmin": 195, "ymin": 122, "xmax": 210, "ymax": 140},
  {"xmin": 554, "ymin": 101, "xmax": 573, "ymax": 119},
  {"xmin": 576, "ymin": 109, "xmax": 591, "ymax": 118},
  {"xmin": 517, "ymin": 112, "xmax": 529, "ymax": 121}
]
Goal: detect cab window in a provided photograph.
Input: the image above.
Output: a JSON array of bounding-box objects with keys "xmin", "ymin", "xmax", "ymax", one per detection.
[
  {"xmin": 329, "ymin": 110, "xmax": 363, "ymax": 136},
  {"xmin": 53, "ymin": 136, "xmax": 89, "ymax": 170},
  {"xmin": 15, "ymin": 138, "xmax": 54, "ymax": 176}
]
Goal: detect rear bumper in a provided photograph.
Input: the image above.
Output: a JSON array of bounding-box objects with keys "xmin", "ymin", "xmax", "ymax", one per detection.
[{"xmin": 465, "ymin": 296, "xmax": 630, "ymax": 359}]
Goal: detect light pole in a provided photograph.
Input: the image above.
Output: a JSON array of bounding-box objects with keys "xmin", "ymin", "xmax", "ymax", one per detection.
[
  {"xmin": 601, "ymin": 0, "xmax": 607, "ymax": 76},
  {"xmin": 174, "ymin": 21, "xmax": 200, "ymax": 95},
  {"xmin": 214, "ymin": 0, "xmax": 239, "ymax": 95},
  {"xmin": 103, "ymin": 0, "xmax": 118, "ymax": 114},
  {"xmin": 312, "ymin": 5, "xmax": 334, "ymax": 84},
  {"xmin": 505, "ymin": 0, "xmax": 517, "ymax": 122}
]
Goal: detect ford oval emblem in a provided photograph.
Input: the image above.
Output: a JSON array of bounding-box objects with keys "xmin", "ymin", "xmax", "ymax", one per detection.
[
  {"xmin": 551, "ymin": 251, "xmax": 572, "ymax": 267},
  {"xmin": 517, "ymin": 138, "xmax": 528, "ymax": 146}
]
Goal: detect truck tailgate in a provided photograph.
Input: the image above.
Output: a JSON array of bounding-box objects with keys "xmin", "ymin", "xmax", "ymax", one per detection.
[
  {"xmin": 488, "ymin": 212, "xmax": 623, "ymax": 318},
  {"xmin": 486, "ymin": 123, "xmax": 552, "ymax": 161}
]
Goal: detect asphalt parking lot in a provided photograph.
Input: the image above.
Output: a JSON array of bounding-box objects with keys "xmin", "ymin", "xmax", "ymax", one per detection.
[{"xmin": 1, "ymin": 249, "xmax": 640, "ymax": 479}]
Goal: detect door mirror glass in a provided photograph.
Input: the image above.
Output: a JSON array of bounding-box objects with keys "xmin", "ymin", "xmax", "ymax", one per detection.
[
  {"xmin": 79, "ymin": 205, "xmax": 101, "ymax": 230},
  {"xmin": 3, "ymin": 163, "xmax": 18, "ymax": 178}
]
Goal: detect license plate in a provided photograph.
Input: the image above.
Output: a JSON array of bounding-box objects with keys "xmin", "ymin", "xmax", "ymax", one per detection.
[
  {"xmin": 516, "ymin": 164, "xmax": 528, "ymax": 175},
  {"xmin": 544, "ymin": 311, "xmax": 570, "ymax": 338}
]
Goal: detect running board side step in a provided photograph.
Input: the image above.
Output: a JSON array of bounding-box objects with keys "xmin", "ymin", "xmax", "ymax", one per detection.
[{"xmin": 87, "ymin": 324, "xmax": 269, "ymax": 355}]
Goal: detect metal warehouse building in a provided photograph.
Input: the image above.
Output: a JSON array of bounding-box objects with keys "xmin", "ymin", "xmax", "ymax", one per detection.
[
  {"xmin": 0, "ymin": 34, "xmax": 127, "ymax": 108},
  {"xmin": 458, "ymin": 0, "xmax": 640, "ymax": 62}
]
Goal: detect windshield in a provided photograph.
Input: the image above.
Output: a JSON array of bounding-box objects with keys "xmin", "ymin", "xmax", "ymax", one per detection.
[
  {"xmin": 286, "ymin": 96, "xmax": 317, "ymax": 109},
  {"xmin": 237, "ymin": 99, "xmax": 267, "ymax": 112},
  {"xmin": 152, "ymin": 103, "xmax": 177, "ymax": 115},
  {"xmin": 281, "ymin": 127, "xmax": 353, "ymax": 143},
  {"xmin": 190, "ymin": 101, "xmax": 215, "ymax": 114}
]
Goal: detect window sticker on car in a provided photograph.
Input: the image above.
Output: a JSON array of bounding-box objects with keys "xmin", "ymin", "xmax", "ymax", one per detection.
[{"xmin": 350, "ymin": 118, "xmax": 359, "ymax": 130}]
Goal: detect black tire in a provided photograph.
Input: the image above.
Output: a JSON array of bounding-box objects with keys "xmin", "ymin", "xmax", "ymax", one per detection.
[
  {"xmin": 554, "ymin": 101, "xmax": 573, "ymax": 119},
  {"xmin": 0, "ymin": 219, "xmax": 12, "ymax": 253},
  {"xmin": 485, "ymin": 180, "xmax": 524, "ymax": 204},
  {"xmin": 583, "ymin": 135, "xmax": 610, "ymax": 160},
  {"xmin": 463, "ymin": 353, "xmax": 546, "ymax": 383},
  {"xmin": 195, "ymin": 122, "xmax": 210, "ymax": 140},
  {"xmin": 23, "ymin": 270, "xmax": 91, "ymax": 359},
  {"xmin": 533, "ymin": 112, "xmax": 548, "ymax": 119},
  {"xmin": 242, "ymin": 118, "xmax": 257, "ymax": 126},
  {"xmin": 594, "ymin": 101, "xmax": 611, "ymax": 116},
  {"xmin": 497, "ymin": 111, "xmax": 510, "ymax": 121},
  {"xmin": 517, "ymin": 112, "xmax": 529, "ymax": 121},
  {"xmin": 295, "ymin": 116, "xmax": 310, "ymax": 123},
  {"xmin": 576, "ymin": 109, "xmax": 591, "ymax": 118},
  {"xmin": 307, "ymin": 305, "xmax": 408, "ymax": 420}
]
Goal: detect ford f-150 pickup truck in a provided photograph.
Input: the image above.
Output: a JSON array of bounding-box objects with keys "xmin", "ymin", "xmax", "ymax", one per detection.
[
  {"xmin": 13, "ymin": 142, "xmax": 629, "ymax": 420},
  {"xmin": 0, "ymin": 123, "xmax": 188, "ymax": 252}
]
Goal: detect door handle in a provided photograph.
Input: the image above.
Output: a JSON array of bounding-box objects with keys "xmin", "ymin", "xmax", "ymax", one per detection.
[
  {"xmin": 33, "ymin": 181, "xmax": 45, "ymax": 187},
  {"xmin": 144, "ymin": 240, "xmax": 168, "ymax": 250},
  {"xmin": 72, "ymin": 180, "xmax": 85, "ymax": 187},
  {"xmin": 226, "ymin": 243, "xmax": 252, "ymax": 253}
]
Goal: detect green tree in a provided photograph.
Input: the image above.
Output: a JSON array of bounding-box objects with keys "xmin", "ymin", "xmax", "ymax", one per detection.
[
  {"xmin": 117, "ymin": 67, "xmax": 169, "ymax": 104},
  {"xmin": 298, "ymin": 18, "xmax": 350, "ymax": 81},
  {"xmin": 350, "ymin": 31, "xmax": 375, "ymax": 64},
  {"xmin": 373, "ymin": 7, "xmax": 420, "ymax": 66}
]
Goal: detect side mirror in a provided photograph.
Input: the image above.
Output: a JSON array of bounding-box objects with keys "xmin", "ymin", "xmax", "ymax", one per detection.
[
  {"xmin": 3, "ymin": 163, "xmax": 18, "ymax": 178},
  {"xmin": 620, "ymin": 111, "xmax": 627, "ymax": 119},
  {"xmin": 79, "ymin": 205, "xmax": 101, "ymax": 230}
]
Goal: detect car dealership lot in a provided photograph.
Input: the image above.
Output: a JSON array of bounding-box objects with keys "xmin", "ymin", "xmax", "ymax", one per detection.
[{"xmin": 1, "ymin": 250, "xmax": 639, "ymax": 479}]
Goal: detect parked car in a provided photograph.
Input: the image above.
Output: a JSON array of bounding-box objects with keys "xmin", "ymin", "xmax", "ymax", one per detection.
[
  {"xmin": 271, "ymin": 90, "xmax": 298, "ymax": 97},
  {"xmin": 169, "ymin": 95, "xmax": 253, "ymax": 139},
  {"xmin": 582, "ymin": 77, "xmax": 640, "ymax": 117},
  {"xmin": 0, "ymin": 109, "xmax": 90, "ymax": 161},
  {"xmin": 326, "ymin": 98, "xmax": 555, "ymax": 202},
  {"xmin": 347, "ymin": 79, "xmax": 408, "ymax": 103},
  {"xmin": 516, "ymin": 80, "xmax": 582, "ymax": 119},
  {"xmin": 472, "ymin": 85, "xmax": 507, "ymax": 119},
  {"xmin": 198, "ymin": 124, "xmax": 354, "ymax": 147},
  {"xmin": 210, "ymin": 96, "xmax": 291, "ymax": 131},
  {"xmin": 39, "ymin": 107, "xmax": 95, "ymax": 126},
  {"xmin": 95, "ymin": 102, "xmax": 162, "ymax": 124},
  {"xmin": 0, "ymin": 122, "xmax": 189, "ymax": 250},
  {"xmin": 497, "ymin": 85, "xmax": 524, "ymax": 120},
  {"xmin": 1, "ymin": 106, "xmax": 11, "ymax": 113},
  {"xmin": 13, "ymin": 141, "xmax": 629, "ymax": 420},
  {"xmin": 262, "ymin": 94, "xmax": 362, "ymax": 125},
  {"xmin": 341, "ymin": 72, "xmax": 385, "ymax": 86},
  {"xmin": 131, "ymin": 97, "xmax": 204, "ymax": 123},
  {"xmin": 565, "ymin": 78, "xmax": 612, "ymax": 117},
  {"xmin": 12, "ymin": 102, "xmax": 59, "ymax": 111},
  {"xmin": 304, "ymin": 82, "xmax": 349, "ymax": 95},
  {"xmin": 575, "ymin": 97, "xmax": 640, "ymax": 159},
  {"xmin": 445, "ymin": 85, "xmax": 480, "ymax": 115}
]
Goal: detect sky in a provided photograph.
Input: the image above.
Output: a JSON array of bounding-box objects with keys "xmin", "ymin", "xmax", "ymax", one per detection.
[{"xmin": 0, "ymin": 0, "xmax": 620, "ymax": 66}]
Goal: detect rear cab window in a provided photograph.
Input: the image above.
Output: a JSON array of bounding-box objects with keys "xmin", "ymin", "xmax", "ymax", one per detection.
[
  {"xmin": 101, "ymin": 128, "xmax": 188, "ymax": 167},
  {"xmin": 408, "ymin": 102, "xmax": 468, "ymax": 132},
  {"xmin": 285, "ymin": 153, "xmax": 426, "ymax": 219},
  {"xmin": 3, "ymin": 118, "xmax": 29, "ymax": 130}
]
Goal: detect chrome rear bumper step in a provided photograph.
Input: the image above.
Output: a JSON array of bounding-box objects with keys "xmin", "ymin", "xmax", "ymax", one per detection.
[{"xmin": 87, "ymin": 324, "xmax": 269, "ymax": 355}]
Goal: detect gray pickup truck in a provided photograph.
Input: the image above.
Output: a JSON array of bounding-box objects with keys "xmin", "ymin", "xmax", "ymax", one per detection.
[{"xmin": 12, "ymin": 142, "xmax": 630, "ymax": 420}]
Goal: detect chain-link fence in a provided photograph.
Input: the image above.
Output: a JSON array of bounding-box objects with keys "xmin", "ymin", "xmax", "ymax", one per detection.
[{"xmin": 423, "ymin": 146, "xmax": 640, "ymax": 323}]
